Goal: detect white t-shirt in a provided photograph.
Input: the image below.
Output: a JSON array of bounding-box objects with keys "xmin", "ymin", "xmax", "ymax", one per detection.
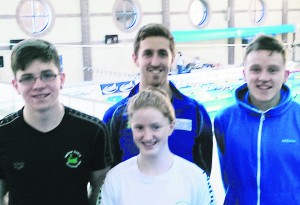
[{"xmin": 98, "ymin": 155, "xmax": 214, "ymax": 205}]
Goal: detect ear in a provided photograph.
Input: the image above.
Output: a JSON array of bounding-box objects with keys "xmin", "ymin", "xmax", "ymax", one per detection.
[
  {"xmin": 171, "ymin": 53, "xmax": 175, "ymax": 65},
  {"xmin": 12, "ymin": 79, "xmax": 21, "ymax": 94},
  {"xmin": 59, "ymin": 73, "xmax": 66, "ymax": 89},
  {"xmin": 132, "ymin": 53, "xmax": 139, "ymax": 67},
  {"xmin": 283, "ymin": 70, "xmax": 290, "ymax": 83},
  {"xmin": 169, "ymin": 120, "xmax": 176, "ymax": 136},
  {"xmin": 242, "ymin": 68, "xmax": 247, "ymax": 82}
]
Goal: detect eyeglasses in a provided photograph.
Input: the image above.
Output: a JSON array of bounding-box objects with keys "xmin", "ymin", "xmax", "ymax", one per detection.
[{"xmin": 18, "ymin": 72, "xmax": 59, "ymax": 85}]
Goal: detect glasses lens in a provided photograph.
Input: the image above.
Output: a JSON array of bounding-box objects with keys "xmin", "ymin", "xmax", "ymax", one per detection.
[
  {"xmin": 19, "ymin": 75, "xmax": 35, "ymax": 85},
  {"xmin": 40, "ymin": 73, "xmax": 57, "ymax": 82}
]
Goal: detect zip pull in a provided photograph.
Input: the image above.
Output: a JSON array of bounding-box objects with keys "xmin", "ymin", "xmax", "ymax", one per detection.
[{"xmin": 260, "ymin": 113, "xmax": 265, "ymax": 122}]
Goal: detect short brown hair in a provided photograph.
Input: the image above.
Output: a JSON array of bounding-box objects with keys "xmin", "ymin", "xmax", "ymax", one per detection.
[
  {"xmin": 11, "ymin": 39, "xmax": 60, "ymax": 76},
  {"xmin": 133, "ymin": 23, "xmax": 175, "ymax": 56},
  {"xmin": 244, "ymin": 34, "xmax": 286, "ymax": 64}
]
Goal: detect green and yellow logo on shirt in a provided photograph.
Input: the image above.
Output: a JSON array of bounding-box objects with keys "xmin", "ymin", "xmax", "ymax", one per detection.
[{"xmin": 65, "ymin": 150, "xmax": 82, "ymax": 168}]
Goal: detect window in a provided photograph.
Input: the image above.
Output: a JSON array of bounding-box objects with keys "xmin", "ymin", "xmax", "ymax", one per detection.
[
  {"xmin": 188, "ymin": 0, "xmax": 211, "ymax": 29},
  {"xmin": 112, "ymin": 0, "xmax": 142, "ymax": 32},
  {"xmin": 248, "ymin": 0, "xmax": 266, "ymax": 25},
  {"xmin": 16, "ymin": 0, "xmax": 55, "ymax": 37}
]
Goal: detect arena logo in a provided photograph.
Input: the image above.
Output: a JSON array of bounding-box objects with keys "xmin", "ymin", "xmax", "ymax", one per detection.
[{"xmin": 100, "ymin": 81, "xmax": 135, "ymax": 95}]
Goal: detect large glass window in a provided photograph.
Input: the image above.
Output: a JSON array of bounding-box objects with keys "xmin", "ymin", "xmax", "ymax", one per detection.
[
  {"xmin": 188, "ymin": 0, "xmax": 211, "ymax": 29},
  {"xmin": 16, "ymin": 0, "xmax": 55, "ymax": 37},
  {"xmin": 112, "ymin": 0, "xmax": 142, "ymax": 32},
  {"xmin": 248, "ymin": 0, "xmax": 266, "ymax": 25}
]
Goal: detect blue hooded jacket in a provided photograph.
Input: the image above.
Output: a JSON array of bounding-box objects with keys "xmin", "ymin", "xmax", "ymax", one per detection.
[{"xmin": 214, "ymin": 83, "xmax": 300, "ymax": 205}]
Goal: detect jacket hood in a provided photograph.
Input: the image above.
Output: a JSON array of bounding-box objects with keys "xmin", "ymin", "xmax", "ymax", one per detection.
[{"xmin": 235, "ymin": 83, "xmax": 293, "ymax": 116}]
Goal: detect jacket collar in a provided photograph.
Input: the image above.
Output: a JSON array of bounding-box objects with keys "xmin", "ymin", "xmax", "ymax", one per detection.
[
  {"xmin": 127, "ymin": 81, "xmax": 183, "ymax": 101},
  {"xmin": 235, "ymin": 83, "xmax": 293, "ymax": 116}
]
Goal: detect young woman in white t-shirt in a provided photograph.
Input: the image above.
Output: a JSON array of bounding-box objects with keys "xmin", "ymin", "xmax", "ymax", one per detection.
[{"xmin": 98, "ymin": 88, "xmax": 215, "ymax": 205}]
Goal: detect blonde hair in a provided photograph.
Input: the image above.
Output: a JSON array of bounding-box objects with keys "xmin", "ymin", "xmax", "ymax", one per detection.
[{"xmin": 127, "ymin": 88, "xmax": 175, "ymax": 123}]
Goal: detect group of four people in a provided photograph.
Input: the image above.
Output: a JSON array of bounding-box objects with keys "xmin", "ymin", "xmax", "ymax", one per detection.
[{"xmin": 0, "ymin": 23, "xmax": 299, "ymax": 205}]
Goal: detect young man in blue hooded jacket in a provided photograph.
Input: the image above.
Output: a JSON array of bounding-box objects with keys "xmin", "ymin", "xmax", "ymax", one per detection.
[{"xmin": 214, "ymin": 34, "xmax": 300, "ymax": 205}]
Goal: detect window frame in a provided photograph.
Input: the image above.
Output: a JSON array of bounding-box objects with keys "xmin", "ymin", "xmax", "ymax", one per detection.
[
  {"xmin": 16, "ymin": 0, "xmax": 55, "ymax": 37},
  {"xmin": 248, "ymin": 0, "xmax": 267, "ymax": 25},
  {"xmin": 112, "ymin": 0, "xmax": 142, "ymax": 33},
  {"xmin": 188, "ymin": 0, "xmax": 211, "ymax": 29}
]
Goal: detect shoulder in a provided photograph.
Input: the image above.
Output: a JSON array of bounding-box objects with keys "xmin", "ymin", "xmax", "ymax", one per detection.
[
  {"xmin": 0, "ymin": 111, "xmax": 21, "ymax": 128},
  {"xmin": 107, "ymin": 157, "xmax": 136, "ymax": 176},
  {"xmin": 103, "ymin": 98, "xmax": 128, "ymax": 122},
  {"xmin": 170, "ymin": 82, "xmax": 206, "ymax": 108},
  {"xmin": 173, "ymin": 156, "xmax": 211, "ymax": 189},
  {"xmin": 175, "ymin": 155, "xmax": 206, "ymax": 174},
  {"xmin": 291, "ymin": 99, "xmax": 300, "ymax": 107},
  {"xmin": 64, "ymin": 106, "xmax": 106, "ymax": 129},
  {"xmin": 214, "ymin": 103, "xmax": 238, "ymax": 122}
]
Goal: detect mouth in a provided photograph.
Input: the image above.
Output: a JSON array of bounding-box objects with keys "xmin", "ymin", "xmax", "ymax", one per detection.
[
  {"xmin": 32, "ymin": 93, "xmax": 50, "ymax": 99},
  {"xmin": 147, "ymin": 66, "xmax": 165, "ymax": 73},
  {"xmin": 142, "ymin": 140, "xmax": 158, "ymax": 148},
  {"xmin": 257, "ymin": 84, "xmax": 272, "ymax": 90}
]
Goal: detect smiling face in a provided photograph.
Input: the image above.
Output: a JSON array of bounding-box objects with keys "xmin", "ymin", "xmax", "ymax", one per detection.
[
  {"xmin": 12, "ymin": 59, "xmax": 65, "ymax": 112},
  {"xmin": 243, "ymin": 50, "xmax": 289, "ymax": 110},
  {"xmin": 132, "ymin": 36, "xmax": 174, "ymax": 89},
  {"xmin": 130, "ymin": 107, "xmax": 175, "ymax": 158}
]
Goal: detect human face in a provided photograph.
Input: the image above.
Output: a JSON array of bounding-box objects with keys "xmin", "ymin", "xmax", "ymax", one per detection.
[
  {"xmin": 131, "ymin": 107, "xmax": 174, "ymax": 158},
  {"xmin": 243, "ymin": 50, "xmax": 289, "ymax": 110},
  {"xmin": 132, "ymin": 37, "xmax": 174, "ymax": 88},
  {"xmin": 12, "ymin": 60, "xmax": 65, "ymax": 112}
]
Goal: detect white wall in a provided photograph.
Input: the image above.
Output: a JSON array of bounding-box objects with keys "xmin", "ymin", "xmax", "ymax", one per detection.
[{"xmin": 0, "ymin": 0, "xmax": 299, "ymax": 85}]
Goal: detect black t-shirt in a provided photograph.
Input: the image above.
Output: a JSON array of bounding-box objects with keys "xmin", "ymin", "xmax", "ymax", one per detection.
[{"xmin": 0, "ymin": 106, "xmax": 112, "ymax": 205}]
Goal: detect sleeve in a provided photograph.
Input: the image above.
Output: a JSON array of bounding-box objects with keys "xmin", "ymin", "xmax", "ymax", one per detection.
[
  {"xmin": 213, "ymin": 111, "xmax": 227, "ymax": 190},
  {"xmin": 97, "ymin": 171, "xmax": 116, "ymax": 205},
  {"xmin": 196, "ymin": 172, "xmax": 215, "ymax": 205},
  {"xmin": 103, "ymin": 104, "xmax": 126, "ymax": 167},
  {"xmin": 0, "ymin": 163, "xmax": 3, "ymax": 179},
  {"xmin": 193, "ymin": 102, "xmax": 213, "ymax": 176},
  {"xmin": 91, "ymin": 121, "xmax": 113, "ymax": 170}
]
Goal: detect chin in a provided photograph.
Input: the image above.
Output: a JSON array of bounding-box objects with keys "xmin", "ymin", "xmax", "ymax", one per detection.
[{"xmin": 140, "ymin": 150, "xmax": 157, "ymax": 157}]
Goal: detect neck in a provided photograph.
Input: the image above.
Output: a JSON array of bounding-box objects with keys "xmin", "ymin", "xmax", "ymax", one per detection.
[
  {"xmin": 23, "ymin": 103, "xmax": 65, "ymax": 132},
  {"xmin": 249, "ymin": 93, "xmax": 281, "ymax": 111},
  {"xmin": 139, "ymin": 82, "xmax": 173, "ymax": 99},
  {"xmin": 137, "ymin": 151, "xmax": 174, "ymax": 176}
]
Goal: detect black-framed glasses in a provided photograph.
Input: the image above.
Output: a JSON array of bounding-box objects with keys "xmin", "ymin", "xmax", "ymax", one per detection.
[{"xmin": 18, "ymin": 72, "xmax": 59, "ymax": 85}]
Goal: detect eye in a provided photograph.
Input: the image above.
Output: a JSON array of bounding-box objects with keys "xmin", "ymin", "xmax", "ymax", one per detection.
[
  {"xmin": 41, "ymin": 72, "xmax": 57, "ymax": 81},
  {"xmin": 143, "ymin": 50, "xmax": 153, "ymax": 57},
  {"xmin": 19, "ymin": 74, "xmax": 34, "ymax": 83},
  {"xmin": 268, "ymin": 66, "xmax": 280, "ymax": 73},
  {"xmin": 158, "ymin": 50, "xmax": 168, "ymax": 57},
  {"xmin": 151, "ymin": 124, "xmax": 161, "ymax": 130},
  {"xmin": 133, "ymin": 124, "xmax": 144, "ymax": 131},
  {"xmin": 250, "ymin": 65, "xmax": 261, "ymax": 73}
]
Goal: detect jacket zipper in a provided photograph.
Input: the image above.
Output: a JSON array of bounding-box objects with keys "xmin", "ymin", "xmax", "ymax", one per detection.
[{"xmin": 257, "ymin": 113, "xmax": 265, "ymax": 205}]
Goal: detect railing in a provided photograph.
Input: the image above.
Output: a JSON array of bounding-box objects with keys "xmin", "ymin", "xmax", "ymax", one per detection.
[{"xmin": 1, "ymin": 66, "xmax": 299, "ymax": 120}]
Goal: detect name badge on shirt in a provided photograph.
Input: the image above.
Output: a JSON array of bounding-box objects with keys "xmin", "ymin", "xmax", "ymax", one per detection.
[{"xmin": 175, "ymin": 118, "xmax": 192, "ymax": 131}]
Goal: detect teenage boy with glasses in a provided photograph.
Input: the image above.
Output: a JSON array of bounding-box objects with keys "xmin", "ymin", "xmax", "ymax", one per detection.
[{"xmin": 0, "ymin": 39, "xmax": 112, "ymax": 205}]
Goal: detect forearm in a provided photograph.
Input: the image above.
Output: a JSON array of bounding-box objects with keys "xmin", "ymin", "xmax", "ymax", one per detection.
[
  {"xmin": 0, "ymin": 194, "xmax": 8, "ymax": 205},
  {"xmin": 88, "ymin": 167, "xmax": 110, "ymax": 205},
  {"xmin": 88, "ymin": 187, "xmax": 99, "ymax": 205},
  {"xmin": 0, "ymin": 180, "xmax": 7, "ymax": 205}
]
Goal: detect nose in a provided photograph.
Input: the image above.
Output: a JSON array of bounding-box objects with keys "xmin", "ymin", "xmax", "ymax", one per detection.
[
  {"xmin": 142, "ymin": 128, "xmax": 153, "ymax": 140},
  {"xmin": 150, "ymin": 54, "xmax": 160, "ymax": 67},
  {"xmin": 32, "ymin": 77, "xmax": 45, "ymax": 88},
  {"xmin": 258, "ymin": 70, "xmax": 270, "ymax": 81}
]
